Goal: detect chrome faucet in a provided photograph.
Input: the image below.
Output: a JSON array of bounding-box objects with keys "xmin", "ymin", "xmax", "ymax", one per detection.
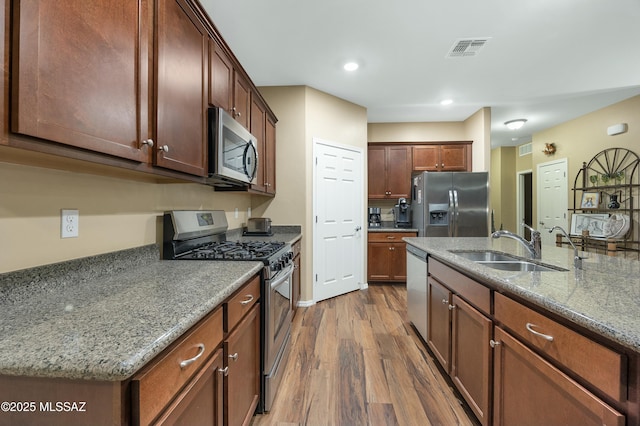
[
  {"xmin": 549, "ymin": 226, "xmax": 584, "ymax": 269},
  {"xmin": 491, "ymin": 222, "xmax": 542, "ymax": 259}
]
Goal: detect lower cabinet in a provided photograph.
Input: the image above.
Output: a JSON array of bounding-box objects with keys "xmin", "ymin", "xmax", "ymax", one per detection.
[
  {"xmin": 492, "ymin": 326, "xmax": 624, "ymax": 426},
  {"xmin": 154, "ymin": 348, "xmax": 225, "ymax": 425},
  {"xmin": 225, "ymin": 303, "xmax": 260, "ymax": 426},
  {"xmin": 427, "ymin": 263, "xmax": 492, "ymax": 426},
  {"xmin": 367, "ymin": 232, "xmax": 415, "ymax": 282},
  {"xmin": 422, "ymin": 256, "xmax": 632, "ymax": 426},
  {"xmin": 132, "ymin": 274, "xmax": 261, "ymax": 426}
]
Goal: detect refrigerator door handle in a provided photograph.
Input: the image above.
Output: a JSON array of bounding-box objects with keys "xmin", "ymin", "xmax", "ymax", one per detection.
[
  {"xmin": 448, "ymin": 189, "xmax": 454, "ymax": 237},
  {"xmin": 453, "ymin": 189, "xmax": 459, "ymax": 237}
]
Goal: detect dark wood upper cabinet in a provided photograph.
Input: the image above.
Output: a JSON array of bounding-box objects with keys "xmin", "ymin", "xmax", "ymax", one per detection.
[
  {"xmin": 367, "ymin": 145, "xmax": 412, "ymax": 199},
  {"xmin": 413, "ymin": 143, "xmax": 471, "ymax": 172},
  {"xmin": 11, "ymin": 0, "xmax": 152, "ymax": 162},
  {"xmin": 209, "ymin": 38, "xmax": 233, "ymax": 112},
  {"xmin": 232, "ymin": 72, "xmax": 251, "ymax": 129},
  {"xmin": 154, "ymin": 0, "xmax": 208, "ymax": 176}
]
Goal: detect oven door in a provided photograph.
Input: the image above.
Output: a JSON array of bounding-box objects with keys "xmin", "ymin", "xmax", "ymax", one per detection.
[{"xmin": 264, "ymin": 262, "xmax": 294, "ymax": 373}]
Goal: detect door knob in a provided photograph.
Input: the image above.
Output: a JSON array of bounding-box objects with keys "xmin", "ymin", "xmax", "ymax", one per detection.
[{"xmin": 355, "ymin": 226, "xmax": 362, "ymax": 232}]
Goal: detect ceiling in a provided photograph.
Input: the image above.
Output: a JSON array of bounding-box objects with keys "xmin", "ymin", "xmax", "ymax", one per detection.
[{"xmin": 199, "ymin": 0, "xmax": 640, "ymax": 148}]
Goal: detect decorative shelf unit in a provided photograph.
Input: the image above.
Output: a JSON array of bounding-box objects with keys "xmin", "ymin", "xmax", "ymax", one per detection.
[{"xmin": 565, "ymin": 148, "xmax": 640, "ymax": 258}]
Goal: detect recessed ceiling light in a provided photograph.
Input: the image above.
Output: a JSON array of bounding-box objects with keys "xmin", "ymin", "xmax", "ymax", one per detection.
[
  {"xmin": 343, "ymin": 62, "xmax": 359, "ymax": 71},
  {"xmin": 440, "ymin": 99, "xmax": 453, "ymax": 106},
  {"xmin": 504, "ymin": 119, "xmax": 527, "ymax": 130}
]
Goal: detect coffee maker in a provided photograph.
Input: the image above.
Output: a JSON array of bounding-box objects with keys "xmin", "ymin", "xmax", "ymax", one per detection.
[
  {"xmin": 393, "ymin": 198, "xmax": 412, "ymax": 228},
  {"xmin": 368, "ymin": 207, "xmax": 381, "ymax": 228}
]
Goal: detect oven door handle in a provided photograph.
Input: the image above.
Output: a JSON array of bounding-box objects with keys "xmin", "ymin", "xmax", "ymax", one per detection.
[{"xmin": 270, "ymin": 263, "xmax": 294, "ymax": 289}]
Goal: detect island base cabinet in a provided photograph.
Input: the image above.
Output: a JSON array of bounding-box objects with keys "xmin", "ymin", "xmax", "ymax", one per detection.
[
  {"xmin": 451, "ymin": 295, "xmax": 492, "ymax": 426},
  {"xmin": 492, "ymin": 326, "xmax": 625, "ymax": 426}
]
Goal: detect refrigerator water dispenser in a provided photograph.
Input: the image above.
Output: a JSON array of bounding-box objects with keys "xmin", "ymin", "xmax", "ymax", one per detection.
[{"xmin": 428, "ymin": 203, "xmax": 449, "ymax": 226}]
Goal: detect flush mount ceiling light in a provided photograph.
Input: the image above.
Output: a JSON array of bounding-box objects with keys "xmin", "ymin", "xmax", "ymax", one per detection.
[
  {"xmin": 343, "ymin": 62, "xmax": 359, "ymax": 71},
  {"xmin": 504, "ymin": 119, "xmax": 527, "ymax": 130},
  {"xmin": 440, "ymin": 99, "xmax": 453, "ymax": 106}
]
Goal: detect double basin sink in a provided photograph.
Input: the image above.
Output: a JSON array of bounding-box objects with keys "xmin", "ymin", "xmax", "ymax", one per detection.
[{"xmin": 449, "ymin": 250, "xmax": 568, "ymax": 272}]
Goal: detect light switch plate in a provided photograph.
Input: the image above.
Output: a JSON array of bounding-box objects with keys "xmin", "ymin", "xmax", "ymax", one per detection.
[{"xmin": 61, "ymin": 209, "xmax": 79, "ymax": 238}]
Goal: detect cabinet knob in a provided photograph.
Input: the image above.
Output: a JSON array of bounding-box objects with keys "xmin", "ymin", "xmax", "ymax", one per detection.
[
  {"xmin": 489, "ymin": 340, "xmax": 501, "ymax": 348},
  {"xmin": 229, "ymin": 352, "xmax": 239, "ymax": 362},
  {"xmin": 448, "ymin": 304, "xmax": 456, "ymax": 311},
  {"xmin": 442, "ymin": 163, "xmax": 445, "ymax": 167},
  {"xmin": 218, "ymin": 366, "xmax": 229, "ymax": 376},
  {"xmin": 441, "ymin": 299, "xmax": 448, "ymax": 305},
  {"xmin": 141, "ymin": 139, "xmax": 154, "ymax": 148},
  {"xmin": 158, "ymin": 145, "xmax": 169, "ymax": 153}
]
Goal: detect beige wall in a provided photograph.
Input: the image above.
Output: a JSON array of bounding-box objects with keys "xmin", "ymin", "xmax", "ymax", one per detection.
[
  {"xmin": 490, "ymin": 147, "xmax": 517, "ymax": 232},
  {"xmin": 258, "ymin": 86, "xmax": 368, "ymax": 302},
  {"xmin": 491, "ymin": 95, "xmax": 640, "ymax": 240},
  {"xmin": 0, "ymin": 156, "xmax": 252, "ymax": 273}
]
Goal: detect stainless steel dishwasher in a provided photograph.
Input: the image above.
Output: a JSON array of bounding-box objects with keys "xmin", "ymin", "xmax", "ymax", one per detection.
[{"xmin": 406, "ymin": 244, "xmax": 428, "ymax": 340}]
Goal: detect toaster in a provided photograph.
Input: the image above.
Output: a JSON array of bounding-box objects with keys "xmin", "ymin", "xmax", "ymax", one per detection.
[{"xmin": 245, "ymin": 217, "xmax": 272, "ymax": 235}]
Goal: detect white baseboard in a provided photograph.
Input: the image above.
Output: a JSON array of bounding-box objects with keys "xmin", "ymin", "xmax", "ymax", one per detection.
[
  {"xmin": 361, "ymin": 282, "xmax": 369, "ymax": 290},
  {"xmin": 296, "ymin": 299, "xmax": 315, "ymax": 308}
]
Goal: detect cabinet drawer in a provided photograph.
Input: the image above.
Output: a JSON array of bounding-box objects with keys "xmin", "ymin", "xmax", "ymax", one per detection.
[
  {"xmin": 494, "ymin": 292, "xmax": 626, "ymax": 402},
  {"xmin": 132, "ymin": 307, "xmax": 224, "ymax": 425},
  {"xmin": 368, "ymin": 232, "xmax": 415, "ymax": 242},
  {"xmin": 428, "ymin": 257, "xmax": 490, "ymax": 315},
  {"xmin": 226, "ymin": 274, "xmax": 261, "ymax": 332}
]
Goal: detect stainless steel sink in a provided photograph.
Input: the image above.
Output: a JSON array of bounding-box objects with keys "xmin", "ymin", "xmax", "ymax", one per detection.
[
  {"xmin": 449, "ymin": 250, "xmax": 520, "ymax": 262},
  {"xmin": 476, "ymin": 261, "xmax": 567, "ymax": 272},
  {"xmin": 449, "ymin": 250, "xmax": 567, "ymax": 272}
]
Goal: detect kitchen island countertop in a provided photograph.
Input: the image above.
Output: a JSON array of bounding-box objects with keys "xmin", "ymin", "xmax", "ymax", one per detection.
[{"xmin": 404, "ymin": 237, "xmax": 640, "ymax": 353}]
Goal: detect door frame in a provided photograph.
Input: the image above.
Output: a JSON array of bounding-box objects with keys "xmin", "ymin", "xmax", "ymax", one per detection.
[
  {"xmin": 312, "ymin": 137, "xmax": 366, "ymax": 302},
  {"xmin": 516, "ymin": 169, "xmax": 533, "ymax": 232}
]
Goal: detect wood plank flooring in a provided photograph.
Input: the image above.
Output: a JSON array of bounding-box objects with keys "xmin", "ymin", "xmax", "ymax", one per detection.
[{"xmin": 251, "ymin": 284, "xmax": 479, "ymax": 426}]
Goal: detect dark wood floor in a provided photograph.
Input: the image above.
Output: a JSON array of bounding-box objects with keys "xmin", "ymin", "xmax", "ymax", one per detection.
[{"xmin": 252, "ymin": 283, "xmax": 478, "ymax": 426}]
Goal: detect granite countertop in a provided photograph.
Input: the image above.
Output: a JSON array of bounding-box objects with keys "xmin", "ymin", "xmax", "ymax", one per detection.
[
  {"xmin": 404, "ymin": 237, "xmax": 640, "ymax": 353},
  {"xmin": 0, "ymin": 226, "xmax": 302, "ymax": 382},
  {"xmin": 369, "ymin": 221, "xmax": 418, "ymax": 233}
]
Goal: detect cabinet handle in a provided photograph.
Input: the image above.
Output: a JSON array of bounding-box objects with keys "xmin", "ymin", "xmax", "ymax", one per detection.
[
  {"xmin": 525, "ymin": 323, "xmax": 554, "ymax": 341},
  {"xmin": 229, "ymin": 352, "xmax": 239, "ymax": 362},
  {"xmin": 218, "ymin": 366, "xmax": 229, "ymax": 376},
  {"xmin": 386, "ymin": 236, "xmax": 396, "ymax": 239},
  {"xmin": 448, "ymin": 304, "xmax": 456, "ymax": 311},
  {"xmin": 158, "ymin": 145, "xmax": 169, "ymax": 153},
  {"xmin": 141, "ymin": 139, "xmax": 154, "ymax": 148},
  {"xmin": 179, "ymin": 343, "xmax": 205, "ymax": 368},
  {"xmin": 240, "ymin": 294, "xmax": 254, "ymax": 305},
  {"xmin": 442, "ymin": 163, "xmax": 444, "ymax": 167},
  {"xmin": 490, "ymin": 340, "xmax": 501, "ymax": 348}
]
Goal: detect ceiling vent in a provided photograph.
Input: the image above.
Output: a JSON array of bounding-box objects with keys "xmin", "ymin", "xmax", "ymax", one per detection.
[{"xmin": 446, "ymin": 38, "xmax": 490, "ymax": 58}]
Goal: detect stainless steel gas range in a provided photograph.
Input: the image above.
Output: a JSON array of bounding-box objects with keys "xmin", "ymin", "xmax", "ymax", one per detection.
[{"xmin": 162, "ymin": 210, "xmax": 294, "ymax": 413}]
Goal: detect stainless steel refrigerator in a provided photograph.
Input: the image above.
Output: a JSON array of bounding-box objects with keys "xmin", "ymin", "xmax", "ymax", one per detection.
[{"xmin": 411, "ymin": 171, "xmax": 489, "ymax": 237}]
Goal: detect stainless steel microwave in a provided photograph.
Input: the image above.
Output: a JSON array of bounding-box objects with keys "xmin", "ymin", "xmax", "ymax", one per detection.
[{"xmin": 207, "ymin": 107, "xmax": 258, "ymax": 187}]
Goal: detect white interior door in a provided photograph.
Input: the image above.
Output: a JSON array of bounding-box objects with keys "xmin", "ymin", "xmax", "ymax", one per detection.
[
  {"xmin": 537, "ymin": 158, "xmax": 568, "ymax": 245},
  {"xmin": 313, "ymin": 138, "xmax": 364, "ymax": 303}
]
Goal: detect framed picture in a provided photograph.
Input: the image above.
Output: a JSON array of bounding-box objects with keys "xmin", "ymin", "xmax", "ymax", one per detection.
[
  {"xmin": 570, "ymin": 213, "xmax": 609, "ymax": 237},
  {"xmin": 580, "ymin": 192, "xmax": 600, "ymax": 208}
]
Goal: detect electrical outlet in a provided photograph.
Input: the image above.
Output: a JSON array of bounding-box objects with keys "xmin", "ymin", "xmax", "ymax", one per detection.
[
  {"xmin": 61, "ymin": 209, "xmax": 79, "ymax": 238},
  {"xmin": 247, "ymin": 207, "xmax": 251, "ymax": 218},
  {"xmin": 235, "ymin": 208, "xmax": 239, "ymax": 219}
]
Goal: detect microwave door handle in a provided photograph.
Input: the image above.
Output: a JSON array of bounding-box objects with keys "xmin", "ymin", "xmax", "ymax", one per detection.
[{"xmin": 243, "ymin": 143, "xmax": 258, "ymax": 182}]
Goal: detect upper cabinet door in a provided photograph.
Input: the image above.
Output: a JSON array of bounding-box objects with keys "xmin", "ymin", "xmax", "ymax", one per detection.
[
  {"xmin": 155, "ymin": 0, "xmax": 208, "ymax": 176},
  {"xmin": 209, "ymin": 38, "xmax": 233, "ymax": 111},
  {"xmin": 11, "ymin": 0, "xmax": 151, "ymax": 162},
  {"xmin": 232, "ymin": 73, "xmax": 251, "ymax": 129}
]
